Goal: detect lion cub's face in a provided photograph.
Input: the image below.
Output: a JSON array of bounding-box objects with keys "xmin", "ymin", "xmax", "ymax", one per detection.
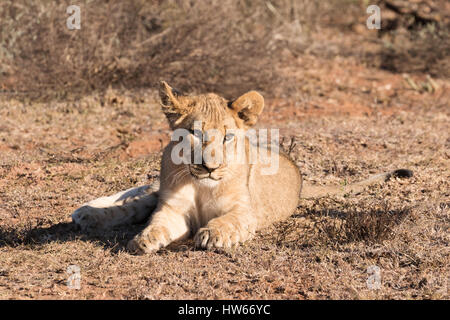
[{"xmin": 159, "ymin": 81, "xmax": 264, "ymax": 185}]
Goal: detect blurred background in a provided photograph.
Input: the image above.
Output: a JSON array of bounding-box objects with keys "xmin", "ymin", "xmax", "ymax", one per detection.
[
  {"xmin": 0, "ymin": 0, "xmax": 448, "ymax": 100},
  {"xmin": 0, "ymin": 1, "xmax": 449, "ymax": 300}
]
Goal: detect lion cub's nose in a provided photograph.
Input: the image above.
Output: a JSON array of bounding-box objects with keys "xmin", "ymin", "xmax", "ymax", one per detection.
[{"xmin": 201, "ymin": 160, "xmax": 220, "ymax": 172}]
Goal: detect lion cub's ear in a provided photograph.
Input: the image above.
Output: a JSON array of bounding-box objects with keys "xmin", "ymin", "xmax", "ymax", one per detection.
[
  {"xmin": 159, "ymin": 81, "xmax": 189, "ymax": 128},
  {"xmin": 230, "ymin": 91, "xmax": 264, "ymax": 126}
]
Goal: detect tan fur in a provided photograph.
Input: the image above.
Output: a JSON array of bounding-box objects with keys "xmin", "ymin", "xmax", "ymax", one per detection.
[{"xmin": 72, "ymin": 81, "xmax": 411, "ymax": 254}]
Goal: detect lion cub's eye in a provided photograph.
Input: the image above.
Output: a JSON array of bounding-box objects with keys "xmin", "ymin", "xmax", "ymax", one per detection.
[
  {"xmin": 224, "ymin": 133, "xmax": 235, "ymax": 143},
  {"xmin": 191, "ymin": 129, "xmax": 202, "ymax": 140}
]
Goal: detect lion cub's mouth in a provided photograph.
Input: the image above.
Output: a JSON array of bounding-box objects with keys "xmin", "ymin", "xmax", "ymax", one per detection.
[{"xmin": 189, "ymin": 165, "xmax": 222, "ymax": 181}]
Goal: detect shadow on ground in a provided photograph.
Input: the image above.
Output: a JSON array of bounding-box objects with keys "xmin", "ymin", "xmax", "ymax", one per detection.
[
  {"xmin": 0, "ymin": 220, "xmax": 148, "ymax": 253},
  {"xmin": 0, "ymin": 218, "xmax": 202, "ymax": 254}
]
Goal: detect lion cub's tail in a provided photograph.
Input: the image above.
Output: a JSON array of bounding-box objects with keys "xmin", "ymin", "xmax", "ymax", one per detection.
[{"xmin": 301, "ymin": 169, "xmax": 413, "ymax": 199}]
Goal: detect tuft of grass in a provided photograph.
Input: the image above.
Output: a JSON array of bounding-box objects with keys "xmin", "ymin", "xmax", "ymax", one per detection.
[
  {"xmin": 275, "ymin": 199, "xmax": 412, "ymax": 248},
  {"xmin": 311, "ymin": 200, "xmax": 411, "ymax": 245}
]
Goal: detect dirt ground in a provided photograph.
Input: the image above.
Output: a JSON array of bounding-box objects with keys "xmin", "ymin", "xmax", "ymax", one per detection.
[
  {"xmin": 1, "ymin": 54, "xmax": 448, "ymax": 299},
  {"xmin": 0, "ymin": 2, "xmax": 449, "ymax": 300}
]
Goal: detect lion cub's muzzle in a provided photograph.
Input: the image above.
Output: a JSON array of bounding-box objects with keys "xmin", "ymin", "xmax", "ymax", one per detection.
[{"xmin": 189, "ymin": 162, "xmax": 223, "ymax": 180}]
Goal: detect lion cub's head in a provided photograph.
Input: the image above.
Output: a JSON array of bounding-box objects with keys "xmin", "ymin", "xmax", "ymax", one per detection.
[{"xmin": 159, "ymin": 81, "xmax": 264, "ymax": 184}]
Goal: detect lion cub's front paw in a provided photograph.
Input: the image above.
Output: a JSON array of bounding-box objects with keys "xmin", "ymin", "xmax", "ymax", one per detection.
[
  {"xmin": 127, "ymin": 238, "xmax": 154, "ymax": 255},
  {"xmin": 126, "ymin": 228, "xmax": 167, "ymax": 255},
  {"xmin": 72, "ymin": 206, "xmax": 104, "ymax": 232},
  {"xmin": 194, "ymin": 227, "xmax": 239, "ymax": 250}
]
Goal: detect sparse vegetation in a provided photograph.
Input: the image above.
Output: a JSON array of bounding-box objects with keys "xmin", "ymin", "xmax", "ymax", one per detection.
[{"xmin": 0, "ymin": 0, "xmax": 448, "ymax": 299}]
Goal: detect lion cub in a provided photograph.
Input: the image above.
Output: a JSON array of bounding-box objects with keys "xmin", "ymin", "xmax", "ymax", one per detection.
[
  {"xmin": 72, "ymin": 81, "xmax": 412, "ymax": 254},
  {"xmin": 72, "ymin": 81, "xmax": 302, "ymax": 254}
]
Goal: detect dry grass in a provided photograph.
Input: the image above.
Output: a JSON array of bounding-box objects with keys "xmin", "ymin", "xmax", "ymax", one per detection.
[
  {"xmin": 375, "ymin": 24, "xmax": 450, "ymax": 77},
  {"xmin": 0, "ymin": 74, "xmax": 448, "ymax": 299},
  {"xmin": 0, "ymin": 0, "xmax": 340, "ymax": 99},
  {"xmin": 0, "ymin": 0, "xmax": 449, "ymax": 300}
]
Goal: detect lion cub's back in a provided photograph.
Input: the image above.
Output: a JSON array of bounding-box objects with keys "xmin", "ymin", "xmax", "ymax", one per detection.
[{"xmin": 249, "ymin": 153, "xmax": 302, "ymax": 229}]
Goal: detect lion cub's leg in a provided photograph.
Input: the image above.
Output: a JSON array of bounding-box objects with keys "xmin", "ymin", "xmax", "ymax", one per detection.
[
  {"xmin": 72, "ymin": 184, "xmax": 158, "ymax": 231},
  {"xmin": 127, "ymin": 204, "xmax": 191, "ymax": 254},
  {"xmin": 194, "ymin": 207, "xmax": 257, "ymax": 250}
]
